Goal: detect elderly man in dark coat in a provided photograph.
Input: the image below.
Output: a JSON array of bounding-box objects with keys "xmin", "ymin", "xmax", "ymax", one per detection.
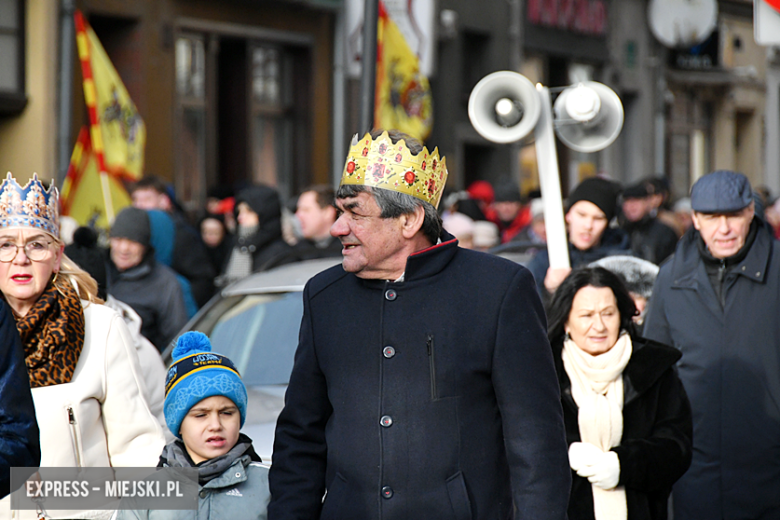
[
  {"xmin": 643, "ymin": 170, "xmax": 780, "ymax": 520},
  {"xmin": 268, "ymin": 130, "xmax": 571, "ymax": 520}
]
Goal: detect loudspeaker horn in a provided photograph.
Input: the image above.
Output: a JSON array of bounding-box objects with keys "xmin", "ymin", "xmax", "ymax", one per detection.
[
  {"xmin": 468, "ymin": 71, "xmax": 541, "ymax": 144},
  {"xmin": 553, "ymin": 81, "xmax": 624, "ymax": 153}
]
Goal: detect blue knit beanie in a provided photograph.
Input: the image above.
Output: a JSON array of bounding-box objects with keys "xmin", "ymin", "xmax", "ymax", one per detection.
[{"xmin": 164, "ymin": 332, "xmax": 247, "ymax": 438}]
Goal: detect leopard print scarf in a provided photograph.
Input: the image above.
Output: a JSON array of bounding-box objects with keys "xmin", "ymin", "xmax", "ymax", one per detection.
[{"xmin": 16, "ymin": 278, "xmax": 85, "ymax": 388}]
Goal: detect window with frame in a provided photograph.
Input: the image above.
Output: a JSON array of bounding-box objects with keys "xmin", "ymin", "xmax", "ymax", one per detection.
[
  {"xmin": 250, "ymin": 44, "xmax": 294, "ymax": 199},
  {"xmin": 175, "ymin": 34, "xmax": 207, "ymax": 206},
  {"xmin": 0, "ymin": 0, "xmax": 25, "ymax": 114}
]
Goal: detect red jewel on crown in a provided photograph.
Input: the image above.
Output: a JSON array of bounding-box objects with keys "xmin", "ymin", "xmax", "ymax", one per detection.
[
  {"xmin": 346, "ymin": 161, "xmax": 356, "ymax": 174},
  {"xmin": 395, "ymin": 153, "xmax": 402, "ymax": 163},
  {"xmin": 362, "ymin": 148, "xmax": 369, "ymax": 157},
  {"xmin": 421, "ymin": 161, "xmax": 426, "ymax": 171},
  {"xmin": 378, "ymin": 143, "xmax": 387, "ymax": 155}
]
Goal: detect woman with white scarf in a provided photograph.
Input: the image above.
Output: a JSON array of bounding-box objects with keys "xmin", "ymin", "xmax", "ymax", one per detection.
[{"xmin": 547, "ymin": 267, "xmax": 692, "ymax": 520}]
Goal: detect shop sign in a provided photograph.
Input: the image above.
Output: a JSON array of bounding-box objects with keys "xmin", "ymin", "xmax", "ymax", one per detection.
[{"xmin": 527, "ymin": 0, "xmax": 608, "ymax": 37}]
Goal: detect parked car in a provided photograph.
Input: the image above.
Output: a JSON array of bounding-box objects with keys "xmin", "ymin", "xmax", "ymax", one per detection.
[{"xmin": 162, "ymin": 257, "xmax": 342, "ymax": 463}]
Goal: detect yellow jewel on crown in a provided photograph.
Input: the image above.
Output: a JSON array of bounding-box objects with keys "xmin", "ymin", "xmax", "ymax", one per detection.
[{"xmin": 340, "ymin": 131, "xmax": 448, "ymax": 209}]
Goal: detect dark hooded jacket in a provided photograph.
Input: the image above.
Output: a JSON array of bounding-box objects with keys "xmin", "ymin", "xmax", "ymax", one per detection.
[
  {"xmin": 225, "ymin": 186, "xmax": 294, "ymax": 274},
  {"xmin": 269, "ymin": 232, "xmax": 571, "ymax": 520},
  {"xmin": 643, "ymin": 219, "xmax": 780, "ymax": 520},
  {"xmin": 527, "ymin": 227, "xmax": 632, "ymax": 302},
  {"xmin": 552, "ymin": 337, "xmax": 692, "ymax": 520}
]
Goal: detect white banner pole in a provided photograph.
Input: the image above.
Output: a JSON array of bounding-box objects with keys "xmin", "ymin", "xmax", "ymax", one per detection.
[{"xmin": 534, "ymin": 85, "xmax": 570, "ymax": 269}]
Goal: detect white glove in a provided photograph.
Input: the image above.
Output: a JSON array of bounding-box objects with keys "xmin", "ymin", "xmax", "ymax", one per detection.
[
  {"xmin": 575, "ymin": 450, "xmax": 621, "ymax": 490},
  {"xmin": 568, "ymin": 442, "xmax": 604, "ymax": 471}
]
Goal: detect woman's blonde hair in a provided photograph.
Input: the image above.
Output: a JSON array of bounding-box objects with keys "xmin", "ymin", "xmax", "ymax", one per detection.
[{"xmin": 56, "ymin": 252, "xmax": 104, "ymax": 305}]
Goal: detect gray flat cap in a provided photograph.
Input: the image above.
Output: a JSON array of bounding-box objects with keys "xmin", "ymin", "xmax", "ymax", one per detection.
[{"xmin": 690, "ymin": 170, "xmax": 752, "ymax": 213}]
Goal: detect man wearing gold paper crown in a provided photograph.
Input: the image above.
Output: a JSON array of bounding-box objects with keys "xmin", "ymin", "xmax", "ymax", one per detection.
[{"xmin": 269, "ymin": 130, "xmax": 570, "ymax": 520}]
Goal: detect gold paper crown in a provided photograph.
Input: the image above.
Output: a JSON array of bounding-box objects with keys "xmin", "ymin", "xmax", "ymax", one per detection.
[{"xmin": 340, "ymin": 131, "xmax": 448, "ymax": 208}]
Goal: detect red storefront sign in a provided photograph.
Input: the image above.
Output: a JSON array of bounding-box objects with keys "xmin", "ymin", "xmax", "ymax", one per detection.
[{"xmin": 527, "ymin": 0, "xmax": 608, "ymax": 37}]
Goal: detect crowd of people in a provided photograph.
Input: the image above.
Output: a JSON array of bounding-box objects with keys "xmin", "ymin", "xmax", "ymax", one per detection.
[{"xmin": 0, "ymin": 127, "xmax": 778, "ymax": 520}]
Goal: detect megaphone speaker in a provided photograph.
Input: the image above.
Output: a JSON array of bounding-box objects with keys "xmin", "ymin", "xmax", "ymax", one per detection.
[
  {"xmin": 468, "ymin": 71, "xmax": 541, "ymax": 144},
  {"xmin": 553, "ymin": 81, "xmax": 624, "ymax": 153}
]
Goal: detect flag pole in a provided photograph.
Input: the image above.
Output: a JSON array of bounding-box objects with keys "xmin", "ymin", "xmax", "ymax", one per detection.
[{"xmin": 358, "ymin": 0, "xmax": 378, "ymax": 134}]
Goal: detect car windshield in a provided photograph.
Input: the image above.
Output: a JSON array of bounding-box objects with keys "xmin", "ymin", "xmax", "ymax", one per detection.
[{"xmin": 189, "ymin": 291, "xmax": 303, "ymax": 387}]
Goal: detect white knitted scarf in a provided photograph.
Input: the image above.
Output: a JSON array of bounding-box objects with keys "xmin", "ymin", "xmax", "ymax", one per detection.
[{"xmin": 562, "ymin": 332, "xmax": 632, "ymax": 520}]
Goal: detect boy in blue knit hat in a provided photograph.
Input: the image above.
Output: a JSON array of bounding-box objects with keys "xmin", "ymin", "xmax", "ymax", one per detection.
[{"xmin": 116, "ymin": 331, "xmax": 270, "ymax": 520}]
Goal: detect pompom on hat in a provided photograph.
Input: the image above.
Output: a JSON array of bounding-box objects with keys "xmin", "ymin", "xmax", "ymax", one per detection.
[{"xmin": 164, "ymin": 332, "xmax": 247, "ymax": 438}]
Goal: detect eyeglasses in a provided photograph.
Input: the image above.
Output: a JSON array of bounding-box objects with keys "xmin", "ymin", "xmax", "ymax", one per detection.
[{"xmin": 0, "ymin": 240, "xmax": 53, "ymax": 262}]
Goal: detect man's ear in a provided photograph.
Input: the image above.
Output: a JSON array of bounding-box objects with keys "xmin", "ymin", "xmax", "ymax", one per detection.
[
  {"xmin": 401, "ymin": 205, "xmax": 426, "ymax": 239},
  {"xmin": 691, "ymin": 211, "xmax": 701, "ymax": 231}
]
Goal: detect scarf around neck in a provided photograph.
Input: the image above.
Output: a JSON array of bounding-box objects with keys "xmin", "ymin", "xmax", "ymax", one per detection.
[
  {"xmin": 16, "ymin": 279, "xmax": 85, "ymax": 388},
  {"xmin": 158, "ymin": 433, "xmax": 260, "ymax": 484},
  {"xmin": 562, "ymin": 331, "xmax": 632, "ymax": 520}
]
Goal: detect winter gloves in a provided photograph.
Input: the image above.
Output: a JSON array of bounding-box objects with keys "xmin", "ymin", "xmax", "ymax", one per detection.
[{"xmin": 568, "ymin": 442, "xmax": 621, "ymax": 490}]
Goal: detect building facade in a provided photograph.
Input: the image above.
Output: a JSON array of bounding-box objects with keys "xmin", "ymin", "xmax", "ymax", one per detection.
[{"xmin": 0, "ymin": 0, "xmax": 776, "ymax": 211}]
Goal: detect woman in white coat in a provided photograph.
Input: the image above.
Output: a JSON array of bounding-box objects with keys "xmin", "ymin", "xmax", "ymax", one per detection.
[{"xmin": 0, "ymin": 174, "xmax": 165, "ymax": 519}]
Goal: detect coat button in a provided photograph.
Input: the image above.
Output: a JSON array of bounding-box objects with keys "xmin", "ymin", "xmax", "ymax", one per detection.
[
  {"xmin": 199, "ymin": 490, "xmax": 207, "ymax": 498},
  {"xmin": 380, "ymin": 415, "xmax": 393, "ymax": 427},
  {"xmin": 381, "ymin": 486, "xmax": 393, "ymax": 499},
  {"xmin": 383, "ymin": 346, "xmax": 396, "ymax": 358},
  {"xmin": 385, "ymin": 289, "xmax": 397, "ymax": 301}
]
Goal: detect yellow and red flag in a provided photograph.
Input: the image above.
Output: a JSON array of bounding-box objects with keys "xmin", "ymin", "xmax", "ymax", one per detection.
[
  {"xmin": 374, "ymin": 2, "xmax": 433, "ymax": 141},
  {"xmin": 61, "ymin": 127, "xmax": 132, "ymax": 229},
  {"xmin": 75, "ymin": 10, "xmax": 145, "ymax": 181}
]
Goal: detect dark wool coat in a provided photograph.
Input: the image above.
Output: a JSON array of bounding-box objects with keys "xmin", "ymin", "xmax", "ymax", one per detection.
[
  {"xmin": 552, "ymin": 337, "xmax": 692, "ymax": 520},
  {"xmin": 621, "ymin": 216, "xmax": 679, "ymax": 265},
  {"xmin": 643, "ymin": 221, "xmax": 780, "ymax": 520},
  {"xmin": 169, "ymin": 213, "xmax": 216, "ymax": 308},
  {"xmin": 269, "ymin": 236, "xmax": 571, "ymax": 520},
  {"xmin": 0, "ymin": 300, "xmax": 40, "ymax": 497}
]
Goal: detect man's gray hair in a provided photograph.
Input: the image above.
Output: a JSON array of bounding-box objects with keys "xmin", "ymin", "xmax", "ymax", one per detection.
[{"xmin": 336, "ymin": 184, "xmax": 442, "ymax": 244}]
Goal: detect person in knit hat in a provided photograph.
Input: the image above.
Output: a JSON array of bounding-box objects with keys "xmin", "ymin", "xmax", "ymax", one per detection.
[
  {"xmin": 527, "ymin": 176, "xmax": 631, "ymax": 305},
  {"xmin": 106, "ymin": 206, "xmax": 188, "ymax": 351},
  {"xmin": 116, "ymin": 331, "xmax": 270, "ymax": 520}
]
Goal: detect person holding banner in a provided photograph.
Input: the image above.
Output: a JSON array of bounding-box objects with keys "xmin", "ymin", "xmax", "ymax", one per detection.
[
  {"xmin": 0, "ymin": 174, "xmax": 165, "ymax": 519},
  {"xmin": 527, "ymin": 177, "xmax": 630, "ymax": 304}
]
